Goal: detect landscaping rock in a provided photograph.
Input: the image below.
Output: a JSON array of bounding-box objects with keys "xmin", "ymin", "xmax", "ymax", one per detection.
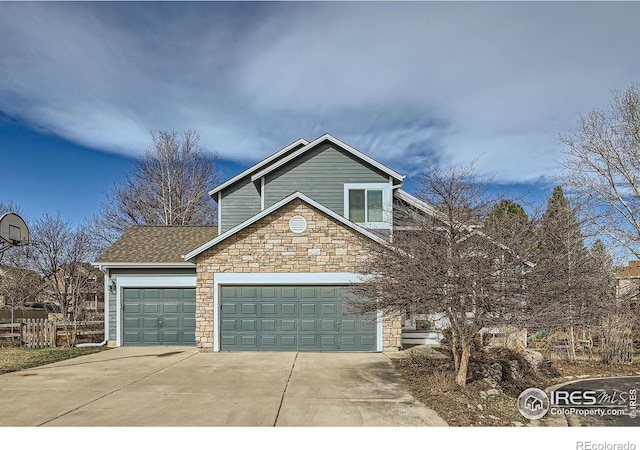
[
  {"xmin": 486, "ymin": 388, "xmax": 500, "ymax": 397},
  {"xmin": 481, "ymin": 362, "xmax": 503, "ymax": 387},
  {"xmin": 522, "ymin": 349, "xmax": 544, "ymax": 368}
]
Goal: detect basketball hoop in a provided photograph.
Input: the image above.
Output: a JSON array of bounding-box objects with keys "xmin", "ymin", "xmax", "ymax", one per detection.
[{"xmin": 0, "ymin": 212, "xmax": 30, "ymax": 254}]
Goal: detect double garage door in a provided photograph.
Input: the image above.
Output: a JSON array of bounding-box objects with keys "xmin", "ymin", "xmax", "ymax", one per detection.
[
  {"xmin": 220, "ymin": 285, "xmax": 377, "ymax": 351},
  {"xmin": 123, "ymin": 285, "xmax": 377, "ymax": 350}
]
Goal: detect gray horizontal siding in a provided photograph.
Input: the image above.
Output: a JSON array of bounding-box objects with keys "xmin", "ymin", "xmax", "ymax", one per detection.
[
  {"xmin": 220, "ymin": 176, "xmax": 261, "ymax": 233},
  {"xmin": 264, "ymin": 144, "xmax": 389, "ymax": 215},
  {"xmin": 107, "ymin": 268, "xmax": 196, "ymax": 342}
]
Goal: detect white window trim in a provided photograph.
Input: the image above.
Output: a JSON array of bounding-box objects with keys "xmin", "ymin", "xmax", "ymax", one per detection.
[
  {"xmin": 212, "ymin": 272, "xmax": 382, "ymax": 352},
  {"xmin": 115, "ymin": 275, "xmax": 196, "ymax": 347},
  {"xmin": 343, "ymin": 182, "xmax": 392, "ymax": 229}
]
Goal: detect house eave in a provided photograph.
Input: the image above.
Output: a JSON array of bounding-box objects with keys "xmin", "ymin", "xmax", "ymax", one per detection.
[{"xmin": 91, "ymin": 262, "xmax": 196, "ymax": 270}]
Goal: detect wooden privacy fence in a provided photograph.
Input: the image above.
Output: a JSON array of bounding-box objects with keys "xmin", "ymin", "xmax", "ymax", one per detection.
[
  {"xmin": 0, "ymin": 320, "xmax": 104, "ymax": 348},
  {"xmin": 21, "ymin": 318, "xmax": 57, "ymax": 348}
]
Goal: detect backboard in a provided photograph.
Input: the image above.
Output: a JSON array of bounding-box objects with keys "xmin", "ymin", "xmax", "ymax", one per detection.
[{"xmin": 0, "ymin": 212, "xmax": 29, "ymax": 248}]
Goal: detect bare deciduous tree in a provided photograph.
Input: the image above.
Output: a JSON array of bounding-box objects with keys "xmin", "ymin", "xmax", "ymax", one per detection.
[
  {"xmin": 562, "ymin": 83, "xmax": 640, "ymax": 258},
  {"xmin": 26, "ymin": 213, "xmax": 98, "ymax": 346},
  {"xmin": 93, "ymin": 129, "xmax": 221, "ymax": 248},
  {"xmin": 352, "ymin": 161, "xmax": 531, "ymax": 387}
]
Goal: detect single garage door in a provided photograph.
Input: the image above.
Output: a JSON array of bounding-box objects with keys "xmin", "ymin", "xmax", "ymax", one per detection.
[
  {"xmin": 123, "ymin": 288, "xmax": 196, "ymax": 345},
  {"xmin": 220, "ymin": 285, "xmax": 377, "ymax": 351}
]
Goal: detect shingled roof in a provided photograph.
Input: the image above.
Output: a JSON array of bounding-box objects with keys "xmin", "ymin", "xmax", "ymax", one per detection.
[{"xmin": 95, "ymin": 226, "xmax": 217, "ymax": 264}]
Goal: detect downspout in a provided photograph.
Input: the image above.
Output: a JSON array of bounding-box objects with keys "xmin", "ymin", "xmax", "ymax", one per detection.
[{"xmin": 76, "ymin": 265, "xmax": 109, "ymax": 348}]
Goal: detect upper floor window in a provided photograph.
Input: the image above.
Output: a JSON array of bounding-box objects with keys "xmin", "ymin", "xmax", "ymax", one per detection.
[{"xmin": 344, "ymin": 183, "xmax": 391, "ymax": 229}]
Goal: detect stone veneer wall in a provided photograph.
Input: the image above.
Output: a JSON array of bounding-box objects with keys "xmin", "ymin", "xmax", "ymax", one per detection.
[{"xmin": 194, "ymin": 199, "xmax": 402, "ymax": 352}]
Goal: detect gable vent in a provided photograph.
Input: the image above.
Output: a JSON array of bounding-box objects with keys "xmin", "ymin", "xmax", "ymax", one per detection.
[{"xmin": 289, "ymin": 216, "xmax": 308, "ymax": 234}]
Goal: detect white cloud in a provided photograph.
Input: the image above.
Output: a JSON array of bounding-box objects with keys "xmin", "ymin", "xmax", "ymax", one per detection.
[{"xmin": 1, "ymin": 2, "xmax": 640, "ymax": 182}]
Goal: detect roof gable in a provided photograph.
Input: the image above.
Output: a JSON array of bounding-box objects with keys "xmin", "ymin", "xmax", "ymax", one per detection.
[
  {"xmin": 184, "ymin": 191, "xmax": 390, "ymax": 261},
  {"xmin": 208, "ymin": 138, "xmax": 308, "ymax": 197},
  {"xmin": 250, "ymin": 133, "xmax": 405, "ymax": 183}
]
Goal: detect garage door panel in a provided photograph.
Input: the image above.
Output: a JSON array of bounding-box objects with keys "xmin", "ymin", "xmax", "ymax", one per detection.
[
  {"xmin": 163, "ymin": 317, "xmax": 179, "ymax": 328},
  {"xmin": 241, "ymin": 303, "xmax": 257, "ymax": 315},
  {"xmin": 300, "ymin": 320, "xmax": 316, "ymax": 332},
  {"xmin": 282, "ymin": 287, "xmax": 296, "ymax": 298},
  {"xmin": 279, "ymin": 335, "xmax": 297, "ymax": 348},
  {"xmin": 261, "ymin": 335, "xmax": 276, "ymax": 348},
  {"xmin": 299, "ymin": 335, "xmax": 317, "ymax": 348},
  {"xmin": 241, "ymin": 320, "xmax": 256, "ymax": 331},
  {"xmin": 162, "ymin": 332, "xmax": 179, "ymax": 343},
  {"xmin": 123, "ymin": 303, "xmax": 140, "ymax": 313},
  {"xmin": 221, "ymin": 319, "xmax": 237, "ymax": 331},
  {"xmin": 320, "ymin": 335, "xmax": 337, "ymax": 348},
  {"xmin": 361, "ymin": 335, "xmax": 376, "ymax": 346},
  {"xmin": 242, "ymin": 287, "xmax": 257, "ymax": 298},
  {"xmin": 183, "ymin": 317, "xmax": 196, "ymax": 328},
  {"xmin": 321, "ymin": 287, "xmax": 337, "ymax": 299},
  {"xmin": 281, "ymin": 320, "xmax": 297, "ymax": 332},
  {"xmin": 262, "ymin": 320, "xmax": 276, "ymax": 332},
  {"xmin": 240, "ymin": 335, "xmax": 257, "ymax": 347},
  {"xmin": 320, "ymin": 320, "xmax": 336, "ymax": 332},
  {"xmin": 361, "ymin": 320, "xmax": 377, "ymax": 332},
  {"xmin": 124, "ymin": 317, "xmax": 139, "ymax": 328},
  {"xmin": 300, "ymin": 303, "xmax": 316, "ymax": 315},
  {"xmin": 142, "ymin": 331, "xmax": 160, "ymax": 343},
  {"xmin": 163, "ymin": 303, "xmax": 179, "ymax": 314},
  {"xmin": 340, "ymin": 319, "xmax": 356, "ymax": 332},
  {"xmin": 221, "ymin": 335, "xmax": 236, "ymax": 347},
  {"xmin": 321, "ymin": 303, "xmax": 338, "ymax": 315},
  {"xmin": 339, "ymin": 336, "xmax": 357, "ymax": 348},
  {"xmin": 221, "ymin": 303, "xmax": 237, "ymax": 315},
  {"xmin": 220, "ymin": 285, "xmax": 376, "ymax": 351},
  {"xmin": 143, "ymin": 303, "xmax": 160, "ymax": 314}
]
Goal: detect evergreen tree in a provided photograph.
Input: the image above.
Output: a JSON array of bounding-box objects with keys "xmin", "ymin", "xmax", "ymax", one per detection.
[
  {"xmin": 484, "ymin": 199, "xmax": 534, "ymax": 258},
  {"xmin": 528, "ymin": 186, "xmax": 601, "ymax": 360}
]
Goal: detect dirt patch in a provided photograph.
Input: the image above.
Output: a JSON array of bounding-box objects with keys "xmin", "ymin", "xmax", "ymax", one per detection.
[{"xmin": 393, "ymin": 347, "xmax": 640, "ymax": 427}]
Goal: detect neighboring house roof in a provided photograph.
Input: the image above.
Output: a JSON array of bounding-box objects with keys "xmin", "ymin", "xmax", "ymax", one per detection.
[
  {"xmin": 616, "ymin": 260, "xmax": 640, "ymax": 278},
  {"xmin": 94, "ymin": 226, "xmax": 217, "ymax": 266},
  {"xmin": 208, "ymin": 138, "xmax": 309, "ymax": 197},
  {"xmin": 184, "ymin": 191, "xmax": 391, "ymax": 261},
  {"xmin": 250, "ymin": 134, "xmax": 405, "ymax": 183}
]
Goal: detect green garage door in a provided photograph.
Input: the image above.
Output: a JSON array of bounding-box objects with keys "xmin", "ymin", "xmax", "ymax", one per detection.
[
  {"xmin": 123, "ymin": 288, "xmax": 196, "ymax": 345},
  {"xmin": 220, "ymin": 285, "xmax": 377, "ymax": 351}
]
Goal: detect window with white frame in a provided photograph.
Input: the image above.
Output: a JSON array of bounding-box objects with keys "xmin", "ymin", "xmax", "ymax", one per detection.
[{"xmin": 344, "ymin": 183, "xmax": 391, "ymax": 228}]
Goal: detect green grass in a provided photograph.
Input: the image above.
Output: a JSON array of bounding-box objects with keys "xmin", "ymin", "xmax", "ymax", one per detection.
[{"xmin": 0, "ymin": 347, "xmax": 107, "ymax": 374}]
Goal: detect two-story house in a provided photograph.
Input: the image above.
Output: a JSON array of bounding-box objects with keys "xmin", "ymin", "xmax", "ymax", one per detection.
[{"xmin": 94, "ymin": 134, "xmax": 435, "ymax": 352}]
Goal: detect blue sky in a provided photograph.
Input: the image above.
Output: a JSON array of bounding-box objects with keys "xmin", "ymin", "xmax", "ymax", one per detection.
[{"xmin": 2, "ymin": 1, "xmax": 640, "ymax": 228}]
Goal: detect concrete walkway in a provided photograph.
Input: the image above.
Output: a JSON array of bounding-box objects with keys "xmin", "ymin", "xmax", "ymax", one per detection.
[{"xmin": 0, "ymin": 347, "xmax": 447, "ymax": 427}]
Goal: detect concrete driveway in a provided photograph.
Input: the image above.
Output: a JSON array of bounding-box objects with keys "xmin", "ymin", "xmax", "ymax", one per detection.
[{"xmin": 0, "ymin": 347, "xmax": 447, "ymax": 427}]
